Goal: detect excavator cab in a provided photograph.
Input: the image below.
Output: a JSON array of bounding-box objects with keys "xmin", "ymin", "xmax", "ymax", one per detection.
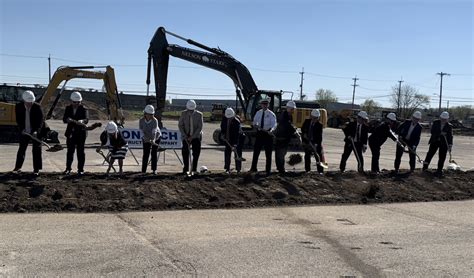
[{"xmin": 244, "ymin": 91, "xmax": 282, "ymax": 124}]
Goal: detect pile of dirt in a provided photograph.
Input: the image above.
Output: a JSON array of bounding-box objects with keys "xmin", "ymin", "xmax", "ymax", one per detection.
[{"xmin": 1, "ymin": 170, "xmax": 472, "ymax": 213}]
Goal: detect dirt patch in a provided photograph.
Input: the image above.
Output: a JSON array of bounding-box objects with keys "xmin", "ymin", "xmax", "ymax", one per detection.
[{"xmin": 0, "ymin": 170, "xmax": 473, "ymax": 213}]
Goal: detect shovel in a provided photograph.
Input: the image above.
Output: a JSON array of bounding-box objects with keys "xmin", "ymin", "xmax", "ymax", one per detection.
[
  {"xmin": 185, "ymin": 139, "xmax": 194, "ymax": 177},
  {"xmin": 442, "ymin": 134, "xmax": 460, "ymax": 169},
  {"xmin": 22, "ymin": 131, "xmax": 63, "ymax": 152},
  {"xmin": 399, "ymin": 138, "xmax": 423, "ymax": 164},
  {"xmin": 309, "ymin": 141, "xmax": 328, "ymax": 169},
  {"xmin": 96, "ymin": 148, "xmax": 117, "ymax": 173},
  {"xmin": 349, "ymin": 137, "xmax": 363, "ymax": 172},
  {"xmin": 223, "ymin": 138, "xmax": 245, "ymax": 161}
]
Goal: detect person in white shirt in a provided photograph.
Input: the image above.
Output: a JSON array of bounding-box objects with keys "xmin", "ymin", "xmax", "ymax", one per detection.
[{"xmin": 249, "ymin": 97, "xmax": 276, "ymax": 175}]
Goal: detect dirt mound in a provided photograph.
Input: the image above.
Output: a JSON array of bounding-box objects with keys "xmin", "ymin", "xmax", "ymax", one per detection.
[{"xmin": 1, "ymin": 170, "xmax": 472, "ymax": 213}]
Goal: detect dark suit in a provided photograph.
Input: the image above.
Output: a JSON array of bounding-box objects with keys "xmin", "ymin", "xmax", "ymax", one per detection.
[
  {"xmin": 14, "ymin": 102, "xmax": 44, "ymax": 172},
  {"xmin": 301, "ymin": 119, "xmax": 324, "ymax": 173},
  {"xmin": 340, "ymin": 120, "xmax": 369, "ymax": 172},
  {"xmin": 274, "ymin": 111, "xmax": 296, "ymax": 173},
  {"xmin": 423, "ymin": 120, "xmax": 453, "ymax": 173},
  {"xmin": 63, "ymin": 104, "xmax": 89, "ymax": 172},
  {"xmin": 395, "ymin": 120, "xmax": 422, "ymax": 171},
  {"xmin": 220, "ymin": 117, "xmax": 243, "ymax": 172},
  {"xmin": 368, "ymin": 121, "xmax": 398, "ymax": 172}
]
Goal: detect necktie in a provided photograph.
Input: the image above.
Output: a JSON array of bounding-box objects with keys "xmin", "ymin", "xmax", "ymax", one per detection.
[{"xmin": 260, "ymin": 110, "xmax": 265, "ymax": 130}]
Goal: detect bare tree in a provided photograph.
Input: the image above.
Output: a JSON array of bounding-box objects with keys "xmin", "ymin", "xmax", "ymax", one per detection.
[
  {"xmin": 450, "ymin": 105, "xmax": 473, "ymax": 120},
  {"xmin": 315, "ymin": 88, "xmax": 338, "ymax": 108},
  {"xmin": 390, "ymin": 84, "xmax": 429, "ymax": 119},
  {"xmin": 361, "ymin": 99, "xmax": 381, "ymax": 116}
]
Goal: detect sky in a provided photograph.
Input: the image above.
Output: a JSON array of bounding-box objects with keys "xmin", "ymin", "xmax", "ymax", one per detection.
[{"xmin": 1, "ymin": 0, "xmax": 472, "ymax": 109}]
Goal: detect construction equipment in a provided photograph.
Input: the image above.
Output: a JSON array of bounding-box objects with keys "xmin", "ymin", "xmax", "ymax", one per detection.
[
  {"xmin": 146, "ymin": 26, "xmax": 327, "ymax": 146},
  {"xmin": 21, "ymin": 131, "xmax": 63, "ymax": 152},
  {"xmin": 0, "ymin": 66, "xmax": 125, "ymax": 143},
  {"xmin": 210, "ymin": 103, "xmax": 226, "ymax": 122}
]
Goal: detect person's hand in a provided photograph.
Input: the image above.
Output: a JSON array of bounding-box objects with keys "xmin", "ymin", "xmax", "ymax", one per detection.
[
  {"xmin": 412, "ymin": 145, "xmax": 417, "ymax": 151},
  {"xmin": 347, "ymin": 136, "xmax": 352, "ymax": 140},
  {"xmin": 96, "ymin": 147, "xmax": 101, "ymax": 153},
  {"xmin": 78, "ymin": 120, "xmax": 84, "ymax": 124},
  {"xmin": 362, "ymin": 145, "xmax": 367, "ymax": 153},
  {"xmin": 32, "ymin": 131, "xmax": 38, "ymax": 137},
  {"xmin": 67, "ymin": 117, "xmax": 73, "ymax": 123}
]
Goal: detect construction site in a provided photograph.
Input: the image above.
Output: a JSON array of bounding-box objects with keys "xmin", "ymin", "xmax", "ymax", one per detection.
[{"xmin": 1, "ymin": 10, "xmax": 473, "ymax": 275}]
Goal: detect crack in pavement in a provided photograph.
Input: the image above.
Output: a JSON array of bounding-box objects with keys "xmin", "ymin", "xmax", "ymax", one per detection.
[
  {"xmin": 279, "ymin": 208, "xmax": 383, "ymax": 278},
  {"xmin": 115, "ymin": 214, "xmax": 197, "ymax": 275}
]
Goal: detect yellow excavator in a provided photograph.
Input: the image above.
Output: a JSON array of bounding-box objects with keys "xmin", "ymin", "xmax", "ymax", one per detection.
[{"xmin": 0, "ymin": 66, "xmax": 125, "ymax": 143}]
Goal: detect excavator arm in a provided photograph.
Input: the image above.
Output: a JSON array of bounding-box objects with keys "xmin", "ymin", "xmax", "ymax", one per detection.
[
  {"xmin": 147, "ymin": 27, "xmax": 266, "ymax": 124},
  {"xmin": 42, "ymin": 66, "xmax": 124, "ymax": 124}
]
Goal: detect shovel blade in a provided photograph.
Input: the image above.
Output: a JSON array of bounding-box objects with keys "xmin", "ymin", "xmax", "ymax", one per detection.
[{"xmin": 317, "ymin": 162, "xmax": 329, "ymax": 169}]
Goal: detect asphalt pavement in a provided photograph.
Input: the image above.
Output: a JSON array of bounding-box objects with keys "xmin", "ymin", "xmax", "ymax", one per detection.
[{"xmin": 1, "ymin": 200, "xmax": 473, "ymax": 276}]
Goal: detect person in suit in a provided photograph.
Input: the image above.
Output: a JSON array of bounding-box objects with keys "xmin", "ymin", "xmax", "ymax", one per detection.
[
  {"xmin": 368, "ymin": 112, "xmax": 399, "ymax": 174},
  {"xmin": 13, "ymin": 90, "xmax": 44, "ymax": 175},
  {"xmin": 339, "ymin": 111, "xmax": 369, "ymax": 173},
  {"xmin": 178, "ymin": 99, "xmax": 203, "ymax": 175},
  {"xmin": 62, "ymin": 91, "xmax": 89, "ymax": 175},
  {"xmin": 301, "ymin": 109, "xmax": 324, "ymax": 174},
  {"xmin": 139, "ymin": 104, "xmax": 161, "ymax": 174},
  {"xmin": 395, "ymin": 111, "xmax": 423, "ymax": 173},
  {"xmin": 274, "ymin": 101, "xmax": 297, "ymax": 174},
  {"xmin": 422, "ymin": 111, "xmax": 453, "ymax": 177},
  {"xmin": 220, "ymin": 107, "xmax": 243, "ymax": 173},
  {"xmin": 249, "ymin": 97, "xmax": 277, "ymax": 175}
]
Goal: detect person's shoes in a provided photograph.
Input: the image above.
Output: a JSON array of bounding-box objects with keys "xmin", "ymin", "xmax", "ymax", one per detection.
[
  {"xmin": 224, "ymin": 170, "xmax": 231, "ymax": 174},
  {"xmin": 422, "ymin": 165, "xmax": 428, "ymax": 171},
  {"xmin": 63, "ymin": 169, "xmax": 71, "ymax": 175},
  {"xmin": 318, "ymin": 172, "xmax": 324, "ymax": 176},
  {"xmin": 12, "ymin": 168, "xmax": 21, "ymax": 173},
  {"xmin": 33, "ymin": 170, "xmax": 39, "ymax": 176},
  {"xmin": 248, "ymin": 168, "xmax": 257, "ymax": 173},
  {"xmin": 152, "ymin": 170, "xmax": 157, "ymax": 175},
  {"xmin": 78, "ymin": 171, "xmax": 84, "ymax": 176},
  {"xmin": 265, "ymin": 171, "xmax": 271, "ymax": 176},
  {"xmin": 434, "ymin": 170, "xmax": 444, "ymax": 178}
]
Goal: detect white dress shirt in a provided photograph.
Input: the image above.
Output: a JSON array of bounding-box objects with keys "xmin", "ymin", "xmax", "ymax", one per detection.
[{"xmin": 253, "ymin": 109, "xmax": 277, "ymax": 131}]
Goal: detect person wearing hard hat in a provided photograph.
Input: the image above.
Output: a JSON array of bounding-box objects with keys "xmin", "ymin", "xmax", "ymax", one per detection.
[
  {"xmin": 62, "ymin": 91, "xmax": 89, "ymax": 175},
  {"xmin": 394, "ymin": 111, "xmax": 423, "ymax": 173},
  {"xmin": 13, "ymin": 90, "xmax": 44, "ymax": 175},
  {"xmin": 98, "ymin": 121, "xmax": 128, "ymax": 175},
  {"xmin": 274, "ymin": 100, "xmax": 298, "ymax": 174},
  {"xmin": 301, "ymin": 109, "xmax": 324, "ymax": 174},
  {"xmin": 220, "ymin": 107, "xmax": 243, "ymax": 173},
  {"xmin": 367, "ymin": 112, "xmax": 399, "ymax": 174},
  {"xmin": 422, "ymin": 111, "xmax": 453, "ymax": 177},
  {"xmin": 139, "ymin": 105, "xmax": 161, "ymax": 174},
  {"xmin": 178, "ymin": 99, "xmax": 203, "ymax": 175},
  {"xmin": 249, "ymin": 97, "xmax": 277, "ymax": 175},
  {"xmin": 339, "ymin": 111, "xmax": 369, "ymax": 173}
]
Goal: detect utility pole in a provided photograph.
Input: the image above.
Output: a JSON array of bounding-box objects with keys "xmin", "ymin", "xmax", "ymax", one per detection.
[
  {"xmin": 48, "ymin": 54, "xmax": 51, "ymax": 82},
  {"xmin": 437, "ymin": 72, "xmax": 450, "ymax": 113},
  {"xmin": 299, "ymin": 67, "xmax": 304, "ymax": 100},
  {"xmin": 397, "ymin": 79, "xmax": 403, "ymax": 116},
  {"xmin": 447, "ymin": 100, "xmax": 449, "ymax": 111},
  {"xmin": 351, "ymin": 76, "xmax": 359, "ymax": 110}
]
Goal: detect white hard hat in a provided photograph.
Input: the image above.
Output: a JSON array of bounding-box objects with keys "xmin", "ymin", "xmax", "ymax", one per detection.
[
  {"xmin": 22, "ymin": 90, "xmax": 35, "ymax": 103},
  {"xmin": 144, "ymin": 104, "xmax": 155, "ymax": 114},
  {"xmin": 199, "ymin": 165, "xmax": 208, "ymax": 173},
  {"xmin": 412, "ymin": 111, "xmax": 422, "ymax": 119},
  {"xmin": 387, "ymin": 112, "xmax": 397, "ymax": 121},
  {"xmin": 70, "ymin": 91, "xmax": 82, "ymax": 102},
  {"xmin": 225, "ymin": 107, "xmax": 235, "ymax": 118},
  {"xmin": 357, "ymin": 111, "xmax": 369, "ymax": 120},
  {"xmin": 311, "ymin": 109, "xmax": 320, "ymax": 118},
  {"xmin": 286, "ymin": 100, "xmax": 296, "ymax": 109},
  {"xmin": 186, "ymin": 99, "xmax": 196, "ymax": 110},
  {"xmin": 106, "ymin": 121, "xmax": 118, "ymax": 133},
  {"xmin": 440, "ymin": 111, "xmax": 449, "ymax": 120},
  {"xmin": 260, "ymin": 97, "xmax": 270, "ymax": 104}
]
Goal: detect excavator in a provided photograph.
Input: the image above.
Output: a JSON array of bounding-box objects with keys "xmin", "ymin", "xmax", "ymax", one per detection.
[
  {"xmin": 146, "ymin": 26, "xmax": 326, "ymax": 145},
  {"xmin": 0, "ymin": 66, "xmax": 125, "ymax": 143}
]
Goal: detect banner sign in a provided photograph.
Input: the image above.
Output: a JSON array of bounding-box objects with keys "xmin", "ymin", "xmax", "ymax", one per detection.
[{"xmin": 120, "ymin": 128, "xmax": 182, "ymax": 149}]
